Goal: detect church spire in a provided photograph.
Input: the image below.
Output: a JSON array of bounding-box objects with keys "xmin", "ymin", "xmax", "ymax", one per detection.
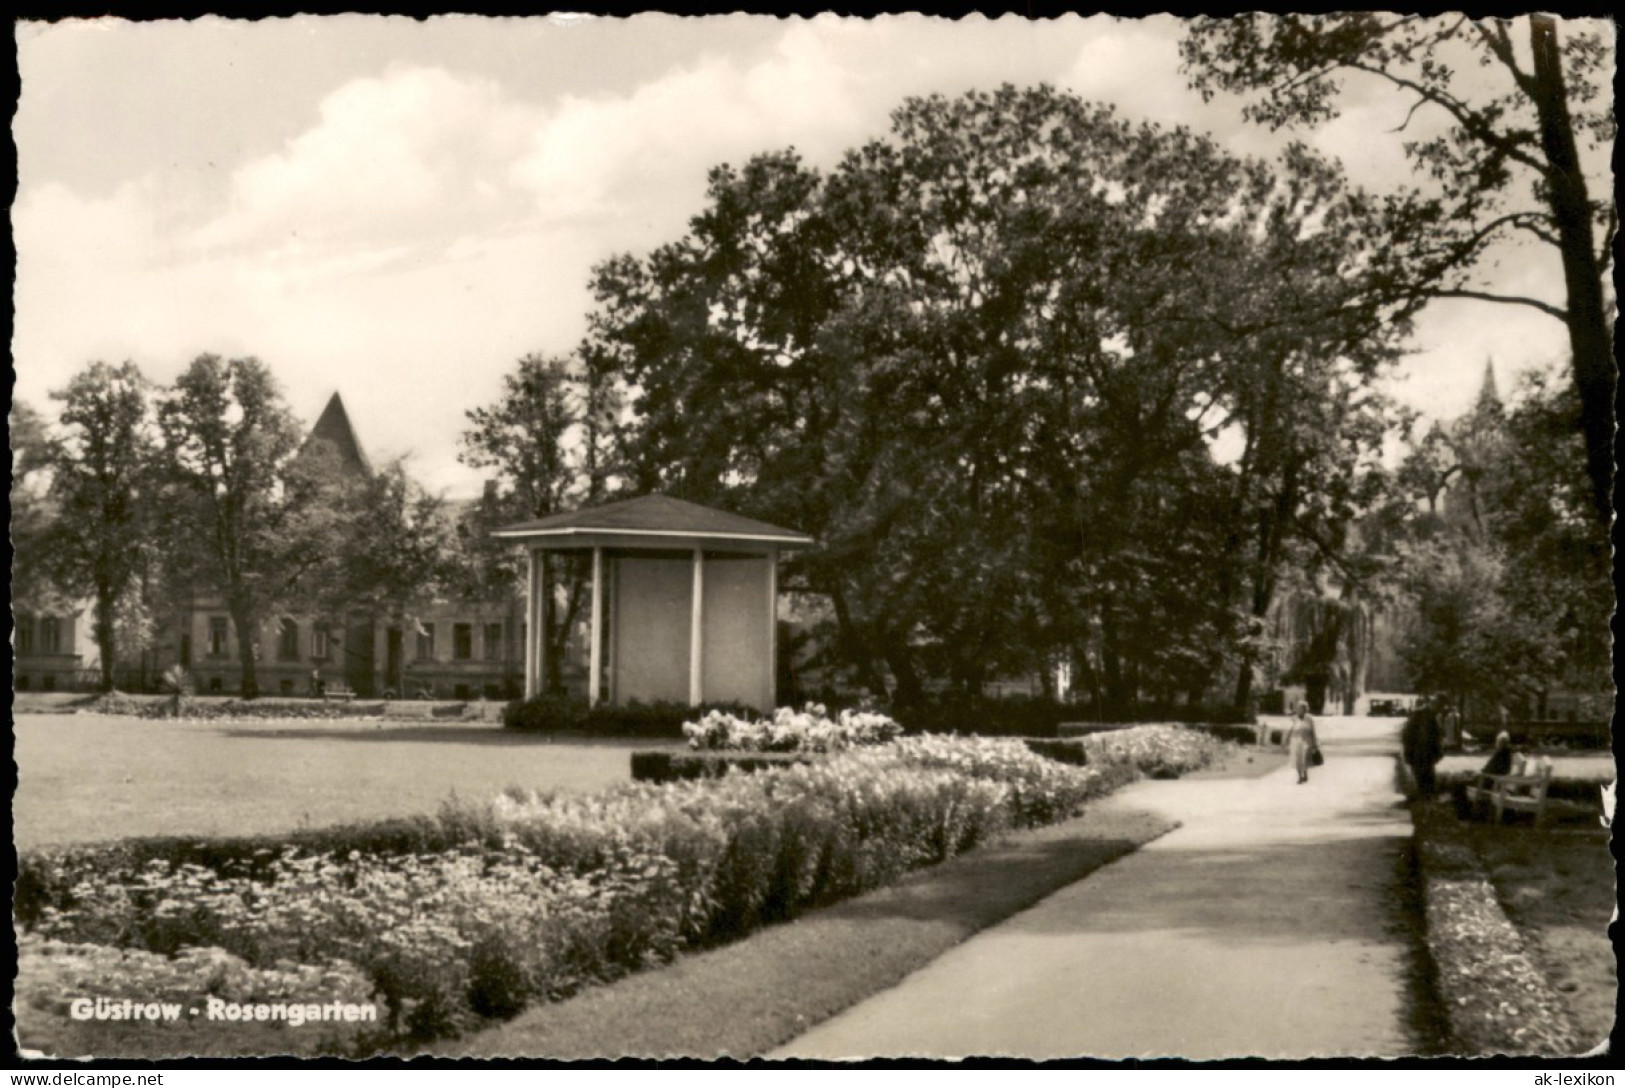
[
  {"xmin": 1474, "ymin": 358, "xmax": 1501, "ymax": 413},
  {"xmin": 299, "ymin": 392, "xmax": 372, "ymax": 477}
]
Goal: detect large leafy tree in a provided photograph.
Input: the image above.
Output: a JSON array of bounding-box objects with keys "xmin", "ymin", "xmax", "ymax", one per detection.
[
  {"xmin": 587, "ymin": 85, "xmax": 1408, "ymax": 709},
  {"xmin": 40, "ymin": 361, "xmax": 162, "ymax": 691},
  {"xmin": 1182, "ymin": 14, "xmax": 1616, "ymax": 528},
  {"xmin": 1393, "ymin": 363, "xmax": 1608, "ymax": 715},
  {"xmin": 308, "ymin": 456, "xmax": 460, "ymax": 626},
  {"xmin": 9, "ymin": 399, "xmax": 65, "ymax": 617},
  {"xmin": 459, "ymin": 352, "xmax": 623, "ymax": 692},
  {"xmin": 157, "ymin": 355, "xmax": 340, "ymax": 698}
]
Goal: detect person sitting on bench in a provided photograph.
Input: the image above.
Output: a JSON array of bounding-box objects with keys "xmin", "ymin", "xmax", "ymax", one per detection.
[{"xmin": 1480, "ymin": 731, "xmax": 1515, "ymax": 779}]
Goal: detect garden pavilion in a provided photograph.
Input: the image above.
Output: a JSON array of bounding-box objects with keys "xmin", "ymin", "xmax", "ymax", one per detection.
[{"xmin": 494, "ymin": 494, "xmax": 814, "ymax": 711}]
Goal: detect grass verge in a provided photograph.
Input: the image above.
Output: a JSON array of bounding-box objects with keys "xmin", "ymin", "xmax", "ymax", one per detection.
[{"xmin": 441, "ymin": 803, "xmax": 1175, "ymax": 1060}]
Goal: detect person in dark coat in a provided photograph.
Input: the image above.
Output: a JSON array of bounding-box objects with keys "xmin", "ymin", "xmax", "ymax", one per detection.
[
  {"xmin": 1401, "ymin": 697, "xmax": 1445, "ymax": 799},
  {"xmin": 1479, "ymin": 731, "xmax": 1515, "ymax": 778}
]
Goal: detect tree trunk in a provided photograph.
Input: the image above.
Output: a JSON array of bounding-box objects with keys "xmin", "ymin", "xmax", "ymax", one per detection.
[
  {"xmin": 94, "ymin": 586, "xmax": 117, "ymax": 693},
  {"xmin": 1101, "ymin": 613, "xmax": 1128, "ymax": 718},
  {"xmin": 548, "ymin": 558, "xmax": 586, "ymax": 696},
  {"xmin": 884, "ymin": 638, "xmax": 925, "ymax": 708},
  {"xmin": 230, "ymin": 601, "xmax": 260, "ymax": 699},
  {"xmin": 1529, "ymin": 15, "xmax": 1614, "ymax": 528},
  {"xmin": 828, "ymin": 583, "xmax": 888, "ymax": 698}
]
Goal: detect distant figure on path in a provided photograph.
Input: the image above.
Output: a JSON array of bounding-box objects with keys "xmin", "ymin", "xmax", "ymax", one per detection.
[
  {"xmin": 311, "ymin": 666, "xmax": 326, "ymax": 699},
  {"xmin": 1285, "ymin": 701, "xmax": 1319, "ymax": 784},
  {"xmin": 1401, "ymin": 697, "xmax": 1444, "ymax": 800}
]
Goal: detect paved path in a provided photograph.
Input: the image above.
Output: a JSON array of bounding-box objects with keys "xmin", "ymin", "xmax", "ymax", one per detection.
[{"xmin": 775, "ymin": 716, "xmax": 1416, "ymax": 1060}]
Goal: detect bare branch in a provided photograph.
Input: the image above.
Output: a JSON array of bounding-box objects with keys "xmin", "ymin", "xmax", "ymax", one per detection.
[
  {"xmin": 1344, "ymin": 59, "xmax": 1549, "ymax": 176},
  {"xmin": 1428, "ymin": 288, "xmax": 1568, "ymax": 320},
  {"xmin": 1389, "ymin": 96, "xmax": 1429, "ymax": 134}
]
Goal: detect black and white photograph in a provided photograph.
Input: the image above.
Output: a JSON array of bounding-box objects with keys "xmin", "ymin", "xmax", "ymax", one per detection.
[{"xmin": 10, "ymin": 11, "xmax": 1617, "ymax": 1067}]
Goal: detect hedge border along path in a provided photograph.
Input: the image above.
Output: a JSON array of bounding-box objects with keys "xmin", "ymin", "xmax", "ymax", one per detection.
[
  {"xmin": 1411, "ymin": 803, "xmax": 1582, "ymax": 1055},
  {"xmin": 445, "ymin": 804, "xmax": 1176, "ymax": 1060}
]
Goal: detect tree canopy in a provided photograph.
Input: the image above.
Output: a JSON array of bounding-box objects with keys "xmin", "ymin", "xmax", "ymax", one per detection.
[
  {"xmin": 1182, "ymin": 13, "xmax": 1616, "ymax": 527},
  {"xmin": 583, "ymin": 84, "xmax": 1411, "ymax": 710},
  {"xmin": 42, "ymin": 361, "xmax": 162, "ymax": 691},
  {"xmin": 157, "ymin": 355, "xmax": 345, "ymax": 698}
]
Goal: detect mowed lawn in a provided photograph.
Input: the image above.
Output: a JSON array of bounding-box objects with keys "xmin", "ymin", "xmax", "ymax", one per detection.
[{"xmin": 15, "ymin": 714, "xmax": 679, "ymax": 849}]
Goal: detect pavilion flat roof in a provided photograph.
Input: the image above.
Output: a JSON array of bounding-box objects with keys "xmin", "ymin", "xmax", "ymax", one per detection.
[{"xmin": 492, "ymin": 493, "xmax": 814, "ymax": 548}]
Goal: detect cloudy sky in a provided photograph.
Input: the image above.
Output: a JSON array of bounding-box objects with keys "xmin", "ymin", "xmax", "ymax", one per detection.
[{"xmin": 13, "ymin": 14, "xmax": 1599, "ymax": 494}]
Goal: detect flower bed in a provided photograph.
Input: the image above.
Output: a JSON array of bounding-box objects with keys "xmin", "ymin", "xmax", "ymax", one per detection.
[
  {"xmin": 17, "ymin": 726, "xmax": 1226, "ymax": 1054},
  {"xmin": 681, "ymin": 704, "xmax": 902, "ymax": 752},
  {"xmin": 1078, "ymin": 724, "xmax": 1229, "ymax": 779},
  {"xmin": 1411, "ymin": 803, "xmax": 1582, "ymax": 1054}
]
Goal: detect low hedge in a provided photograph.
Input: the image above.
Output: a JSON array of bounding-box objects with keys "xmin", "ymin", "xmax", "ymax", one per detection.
[
  {"xmin": 1192, "ymin": 722, "xmax": 1259, "ymax": 746},
  {"xmin": 506, "ymin": 693, "xmax": 1251, "ymax": 739},
  {"xmin": 1020, "ymin": 738, "xmax": 1090, "ymax": 766},
  {"xmin": 502, "ymin": 696, "xmax": 757, "ymax": 737},
  {"xmin": 890, "ymin": 697, "xmax": 1252, "ymax": 738},
  {"xmin": 630, "ymin": 750, "xmax": 819, "ymax": 783},
  {"xmin": 633, "ymin": 736, "xmax": 1092, "ymax": 785}
]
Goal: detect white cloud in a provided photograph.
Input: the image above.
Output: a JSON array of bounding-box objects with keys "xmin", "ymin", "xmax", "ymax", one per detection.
[
  {"xmin": 13, "ymin": 15, "xmax": 1590, "ymax": 497},
  {"xmin": 193, "ymin": 66, "xmax": 538, "ymax": 257},
  {"xmin": 510, "ymin": 21, "xmax": 867, "ymax": 228}
]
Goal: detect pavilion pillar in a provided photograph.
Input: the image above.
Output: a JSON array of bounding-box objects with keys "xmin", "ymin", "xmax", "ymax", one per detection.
[
  {"xmin": 524, "ymin": 547, "xmax": 541, "ymax": 698},
  {"xmin": 766, "ymin": 548, "xmax": 778, "ymax": 712},
  {"xmin": 588, "ymin": 546, "xmax": 603, "ymax": 706},
  {"xmin": 689, "ymin": 548, "xmax": 705, "ymax": 706}
]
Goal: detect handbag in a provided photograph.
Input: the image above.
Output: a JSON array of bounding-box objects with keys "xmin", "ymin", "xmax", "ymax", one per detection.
[{"xmin": 1309, "ymin": 744, "xmax": 1325, "ymax": 767}]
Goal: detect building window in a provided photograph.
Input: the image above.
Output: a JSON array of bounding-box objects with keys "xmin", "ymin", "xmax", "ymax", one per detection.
[
  {"xmin": 39, "ymin": 617, "xmax": 62, "ymax": 654},
  {"xmin": 415, "ymin": 623, "xmax": 435, "ymax": 661},
  {"xmin": 312, "ymin": 628, "xmax": 330, "ymax": 659},
  {"xmin": 453, "ymin": 623, "xmax": 473, "ymax": 661},
  {"xmin": 17, "ymin": 617, "xmax": 35, "ymax": 656},
  {"xmin": 277, "ymin": 618, "xmax": 300, "ymax": 661},
  {"xmin": 209, "ymin": 617, "xmax": 229, "ymax": 657},
  {"xmin": 483, "ymin": 623, "xmax": 503, "ymax": 661}
]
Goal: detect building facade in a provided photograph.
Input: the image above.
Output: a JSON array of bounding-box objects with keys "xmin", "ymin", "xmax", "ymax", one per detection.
[{"xmin": 16, "ymin": 392, "xmax": 556, "ymax": 699}]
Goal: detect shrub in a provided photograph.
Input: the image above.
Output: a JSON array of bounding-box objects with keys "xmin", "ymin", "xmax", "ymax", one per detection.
[{"xmin": 501, "ymin": 693, "xmax": 589, "ymax": 732}]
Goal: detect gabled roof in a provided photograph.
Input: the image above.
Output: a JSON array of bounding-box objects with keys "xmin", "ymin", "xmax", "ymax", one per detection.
[
  {"xmin": 493, "ymin": 493, "xmax": 814, "ymax": 547},
  {"xmin": 299, "ymin": 393, "xmax": 372, "ymax": 477}
]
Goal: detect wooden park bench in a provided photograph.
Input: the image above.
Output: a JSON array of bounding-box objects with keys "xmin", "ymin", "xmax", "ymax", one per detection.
[
  {"xmin": 321, "ymin": 682, "xmax": 356, "ymax": 701},
  {"xmin": 1464, "ymin": 761, "xmax": 1554, "ymax": 826}
]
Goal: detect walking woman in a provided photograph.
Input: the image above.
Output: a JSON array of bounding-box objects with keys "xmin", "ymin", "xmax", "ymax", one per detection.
[{"xmin": 1286, "ymin": 701, "xmax": 1319, "ymax": 784}]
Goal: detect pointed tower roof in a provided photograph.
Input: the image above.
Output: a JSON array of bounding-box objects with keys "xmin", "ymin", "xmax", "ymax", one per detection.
[
  {"xmin": 1474, "ymin": 358, "xmax": 1502, "ymax": 413},
  {"xmin": 299, "ymin": 393, "xmax": 372, "ymax": 477}
]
